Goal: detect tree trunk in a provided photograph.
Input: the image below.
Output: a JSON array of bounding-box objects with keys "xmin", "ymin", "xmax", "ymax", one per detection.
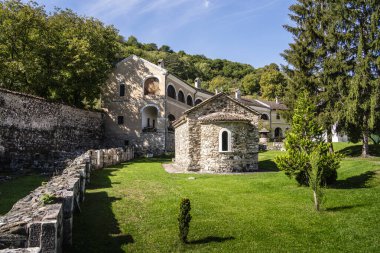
[
  {"xmin": 326, "ymin": 127, "xmax": 334, "ymax": 153},
  {"xmin": 362, "ymin": 130, "xmax": 369, "ymax": 157},
  {"xmin": 313, "ymin": 190, "xmax": 320, "ymax": 211},
  {"xmin": 362, "ymin": 119, "xmax": 369, "ymax": 157}
]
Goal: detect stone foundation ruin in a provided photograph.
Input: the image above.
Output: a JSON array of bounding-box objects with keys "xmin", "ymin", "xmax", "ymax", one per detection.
[{"xmin": 0, "ymin": 148, "xmax": 134, "ymax": 253}]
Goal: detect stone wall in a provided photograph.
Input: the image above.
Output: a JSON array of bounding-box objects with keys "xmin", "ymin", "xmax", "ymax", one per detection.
[
  {"xmin": 174, "ymin": 122, "xmax": 190, "ymax": 169},
  {"xmin": 0, "ymin": 147, "xmax": 134, "ymax": 253},
  {"xmin": 199, "ymin": 122, "xmax": 258, "ymax": 172},
  {"xmin": 173, "ymin": 94, "xmax": 260, "ymax": 173},
  {"xmin": 0, "ymin": 89, "xmax": 104, "ymax": 172}
]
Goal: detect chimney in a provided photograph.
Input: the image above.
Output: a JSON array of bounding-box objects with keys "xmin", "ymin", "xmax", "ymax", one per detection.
[
  {"xmin": 195, "ymin": 78, "xmax": 201, "ymax": 89},
  {"xmin": 235, "ymin": 89, "xmax": 241, "ymax": 100},
  {"xmin": 157, "ymin": 59, "xmax": 164, "ymax": 68},
  {"xmin": 275, "ymin": 96, "xmax": 279, "ymax": 104}
]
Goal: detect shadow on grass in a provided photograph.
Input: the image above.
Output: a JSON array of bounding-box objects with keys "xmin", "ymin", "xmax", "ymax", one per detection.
[
  {"xmin": 121, "ymin": 157, "xmax": 172, "ymax": 165},
  {"xmin": 338, "ymin": 144, "xmax": 380, "ymax": 157},
  {"xmin": 0, "ymin": 174, "xmax": 47, "ymax": 215},
  {"xmin": 189, "ymin": 236, "xmax": 235, "ymax": 245},
  {"xmin": 258, "ymin": 159, "xmax": 279, "ymax": 172},
  {"xmin": 68, "ymin": 168, "xmax": 133, "ymax": 253},
  {"xmin": 331, "ymin": 171, "xmax": 377, "ymax": 189},
  {"xmin": 325, "ymin": 204, "xmax": 367, "ymax": 212}
]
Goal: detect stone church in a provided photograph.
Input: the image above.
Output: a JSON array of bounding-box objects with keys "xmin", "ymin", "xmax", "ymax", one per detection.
[{"xmin": 172, "ymin": 92, "xmax": 260, "ymax": 172}]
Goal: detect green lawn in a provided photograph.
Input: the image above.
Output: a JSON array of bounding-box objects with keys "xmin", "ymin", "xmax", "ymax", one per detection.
[
  {"xmin": 69, "ymin": 144, "xmax": 380, "ymax": 253},
  {"xmin": 0, "ymin": 174, "xmax": 46, "ymax": 215}
]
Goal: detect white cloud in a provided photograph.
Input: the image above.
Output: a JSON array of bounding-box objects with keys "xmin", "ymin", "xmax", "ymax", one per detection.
[{"xmin": 204, "ymin": 0, "xmax": 210, "ymax": 8}]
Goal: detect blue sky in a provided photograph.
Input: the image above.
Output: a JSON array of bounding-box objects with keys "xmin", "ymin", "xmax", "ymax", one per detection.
[{"xmin": 30, "ymin": 0, "xmax": 296, "ymax": 68}]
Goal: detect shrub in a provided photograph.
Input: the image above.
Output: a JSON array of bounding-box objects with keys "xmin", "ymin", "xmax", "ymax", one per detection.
[
  {"xmin": 41, "ymin": 194, "xmax": 59, "ymax": 205},
  {"xmin": 178, "ymin": 198, "xmax": 192, "ymax": 243},
  {"xmin": 275, "ymin": 92, "xmax": 341, "ymax": 186}
]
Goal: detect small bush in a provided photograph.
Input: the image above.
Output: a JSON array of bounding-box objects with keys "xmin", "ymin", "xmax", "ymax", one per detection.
[
  {"xmin": 41, "ymin": 194, "xmax": 58, "ymax": 205},
  {"xmin": 178, "ymin": 198, "xmax": 192, "ymax": 243}
]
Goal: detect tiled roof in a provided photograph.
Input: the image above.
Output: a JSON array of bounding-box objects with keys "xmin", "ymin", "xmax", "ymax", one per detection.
[
  {"xmin": 239, "ymin": 97, "xmax": 266, "ymax": 107},
  {"xmin": 198, "ymin": 112, "xmax": 251, "ymax": 123},
  {"xmin": 184, "ymin": 92, "xmax": 261, "ymax": 115},
  {"xmin": 256, "ymin": 99, "xmax": 288, "ymax": 110},
  {"xmin": 239, "ymin": 96, "xmax": 288, "ymax": 110}
]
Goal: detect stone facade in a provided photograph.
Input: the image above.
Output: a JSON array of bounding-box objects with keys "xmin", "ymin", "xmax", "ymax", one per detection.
[
  {"xmin": 173, "ymin": 93, "xmax": 260, "ymax": 173},
  {"xmin": 102, "ymin": 55, "xmax": 213, "ymax": 156},
  {"xmin": 0, "ymin": 89, "xmax": 104, "ymax": 173}
]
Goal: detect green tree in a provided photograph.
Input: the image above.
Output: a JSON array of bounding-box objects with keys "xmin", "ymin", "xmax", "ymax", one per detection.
[
  {"xmin": 282, "ymin": 0, "xmax": 380, "ymax": 156},
  {"xmin": 0, "ymin": 0, "xmax": 47, "ymax": 94},
  {"xmin": 0, "ymin": 1, "xmax": 121, "ymax": 108},
  {"xmin": 342, "ymin": 0, "xmax": 380, "ymax": 157},
  {"xmin": 241, "ymin": 73, "xmax": 260, "ymax": 95},
  {"xmin": 159, "ymin": 44, "xmax": 173, "ymax": 53},
  {"xmin": 274, "ymin": 92, "xmax": 341, "ymax": 187},
  {"xmin": 178, "ymin": 198, "xmax": 192, "ymax": 243},
  {"xmin": 208, "ymin": 75, "xmax": 232, "ymax": 93},
  {"xmin": 259, "ymin": 65, "xmax": 286, "ymax": 99}
]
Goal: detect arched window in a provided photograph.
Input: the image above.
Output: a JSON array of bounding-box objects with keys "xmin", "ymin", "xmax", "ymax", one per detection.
[
  {"xmin": 167, "ymin": 85, "xmax": 176, "ymax": 99},
  {"xmin": 187, "ymin": 95, "xmax": 193, "ymax": 106},
  {"xmin": 261, "ymin": 114, "xmax": 269, "ymax": 120},
  {"xmin": 219, "ymin": 129, "xmax": 231, "ymax": 152},
  {"xmin": 178, "ymin": 90, "xmax": 185, "ymax": 103},
  {"xmin": 274, "ymin": 127, "xmax": 283, "ymax": 138},
  {"xmin": 168, "ymin": 114, "xmax": 176, "ymax": 122},
  {"xmin": 195, "ymin": 99, "xmax": 203, "ymax": 105},
  {"xmin": 276, "ymin": 113, "xmax": 281, "ymax": 120},
  {"xmin": 168, "ymin": 114, "xmax": 176, "ymax": 132},
  {"xmin": 144, "ymin": 77, "xmax": 160, "ymax": 95}
]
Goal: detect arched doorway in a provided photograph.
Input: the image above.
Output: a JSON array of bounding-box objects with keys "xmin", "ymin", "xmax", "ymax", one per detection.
[
  {"xmin": 274, "ymin": 127, "xmax": 283, "ymax": 140},
  {"xmin": 141, "ymin": 105, "xmax": 158, "ymax": 132}
]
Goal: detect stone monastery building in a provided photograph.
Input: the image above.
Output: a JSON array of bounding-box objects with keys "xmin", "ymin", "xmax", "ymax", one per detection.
[
  {"xmin": 173, "ymin": 93, "xmax": 260, "ymax": 172},
  {"xmin": 102, "ymin": 55, "xmax": 290, "ymax": 157}
]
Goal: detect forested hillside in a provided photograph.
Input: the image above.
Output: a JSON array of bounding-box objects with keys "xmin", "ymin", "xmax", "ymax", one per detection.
[{"xmin": 0, "ymin": 0, "xmax": 286, "ymax": 108}]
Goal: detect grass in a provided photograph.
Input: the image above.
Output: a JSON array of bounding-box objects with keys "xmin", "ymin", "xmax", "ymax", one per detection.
[
  {"xmin": 0, "ymin": 174, "xmax": 46, "ymax": 215},
  {"xmin": 68, "ymin": 143, "xmax": 380, "ymax": 253}
]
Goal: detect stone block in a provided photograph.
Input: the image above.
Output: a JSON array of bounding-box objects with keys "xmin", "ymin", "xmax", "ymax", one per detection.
[
  {"xmin": 40, "ymin": 221, "xmax": 57, "ymax": 253},
  {"xmin": 27, "ymin": 223, "xmax": 41, "ymax": 247}
]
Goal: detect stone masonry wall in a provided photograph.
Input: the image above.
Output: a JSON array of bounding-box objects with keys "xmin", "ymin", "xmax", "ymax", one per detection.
[
  {"xmin": 199, "ymin": 122, "xmax": 259, "ymax": 172},
  {"xmin": 0, "ymin": 147, "xmax": 134, "ymax": 253},
  {"xmin": 0, "ymin": 89, "xmax": 104, "ymax": 172},
  {"xmin": 173, "ymin": 94, "xmax": 260, "ymax": 172},
  {"xmin": 174, "ymin": 122, "xmax": 190, "ymax": 169}
]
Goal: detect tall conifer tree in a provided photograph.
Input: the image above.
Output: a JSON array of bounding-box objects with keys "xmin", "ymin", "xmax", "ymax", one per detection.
[
  {"xmin": 341, "ymin": 0, "xmax": 380, "ymax": 157},
  {"xmin": 283, "ymin": 0, "xmax": 380, "ymax": 156}
]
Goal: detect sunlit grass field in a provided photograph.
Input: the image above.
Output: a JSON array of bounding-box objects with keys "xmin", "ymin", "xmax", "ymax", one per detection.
[{"xmin": 68, "ymin": 143, "xmax": 380, "ymax": 252}]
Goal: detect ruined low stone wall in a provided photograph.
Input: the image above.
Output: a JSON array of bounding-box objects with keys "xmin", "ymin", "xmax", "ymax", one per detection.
[
  {"xmin": 0, "ymin": 147, "xmax": 134, "ymax": 253},
  {"xmin": 0, "ymin": 88, "xmax": 104, "ymax": 173}
]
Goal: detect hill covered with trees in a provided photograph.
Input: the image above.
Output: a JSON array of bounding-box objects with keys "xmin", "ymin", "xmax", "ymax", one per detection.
[{"xmin": 0, "ymin": 0, "xmax": 286, "ymax": 108}]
